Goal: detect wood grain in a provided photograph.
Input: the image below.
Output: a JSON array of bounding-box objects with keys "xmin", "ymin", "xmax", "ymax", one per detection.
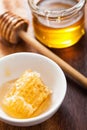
[{"xmin": 0, "ymin": 1, "xmax": 87, "ymax": 130}]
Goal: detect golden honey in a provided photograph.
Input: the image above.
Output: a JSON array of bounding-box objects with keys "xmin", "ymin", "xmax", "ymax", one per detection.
[
  {"xmin": 29, "ymin": 0, "xmax": 85, "ymax": 48},
  {"xmin": 0, "ymin": 70, "xmax": 51, "ymax": 119}
]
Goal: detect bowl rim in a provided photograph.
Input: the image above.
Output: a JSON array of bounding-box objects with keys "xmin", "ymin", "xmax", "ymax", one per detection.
[{"xmin": 0, "ymin": 52, "xmax": 67, "ymax": 125}]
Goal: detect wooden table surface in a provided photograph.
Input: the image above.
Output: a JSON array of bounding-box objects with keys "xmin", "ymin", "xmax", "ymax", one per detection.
[{"xmin": 0, "ymin": 1, "xmax": 87, "ymax": 130}]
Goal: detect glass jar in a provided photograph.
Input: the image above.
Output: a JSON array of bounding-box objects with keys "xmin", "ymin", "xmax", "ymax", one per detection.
[{"xmin": 28, "ymin": 0, "xmax": 86, "ymax": 48}]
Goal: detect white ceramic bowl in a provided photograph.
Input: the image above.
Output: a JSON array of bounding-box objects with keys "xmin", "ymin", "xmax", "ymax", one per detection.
[{"xmin": 0, "ymin": 52, "xmax": 67, "ymax": 126}]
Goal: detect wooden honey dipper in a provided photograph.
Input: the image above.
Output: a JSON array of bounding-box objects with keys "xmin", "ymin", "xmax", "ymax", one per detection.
[{"xmin": 0, "ymin": 11, "xmax": 87, "ymax": 89}]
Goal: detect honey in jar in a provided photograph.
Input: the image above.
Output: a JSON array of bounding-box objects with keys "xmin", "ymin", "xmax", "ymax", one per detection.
[{"xmin": 29, "ymin": 0, "xmax": 85, "ymax": 48}]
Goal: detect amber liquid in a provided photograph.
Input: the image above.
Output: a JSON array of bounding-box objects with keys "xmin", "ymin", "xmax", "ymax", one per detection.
[
  {"xmin": 33, "ymin": 0, "xmax": 85, "ymax": 48},
  {"xmin": 0, "ymin": 80, "xmax": 51, "ymax": 118}
]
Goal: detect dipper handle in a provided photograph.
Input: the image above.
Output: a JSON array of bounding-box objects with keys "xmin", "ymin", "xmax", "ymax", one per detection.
[{"xmin": 19, "ymin": 30, "xmax": 87, "ymax": 88}]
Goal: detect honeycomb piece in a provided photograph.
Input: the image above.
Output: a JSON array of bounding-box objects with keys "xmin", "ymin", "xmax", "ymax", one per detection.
[{"xmin": 2, "ymin": 70, "xmax": 51, "ymax": 118}]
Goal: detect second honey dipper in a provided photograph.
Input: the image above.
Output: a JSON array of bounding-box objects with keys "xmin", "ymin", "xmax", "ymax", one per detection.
[{"xmin": 0, "ymin": 11, "xmax": 87, "ymax": 89}]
